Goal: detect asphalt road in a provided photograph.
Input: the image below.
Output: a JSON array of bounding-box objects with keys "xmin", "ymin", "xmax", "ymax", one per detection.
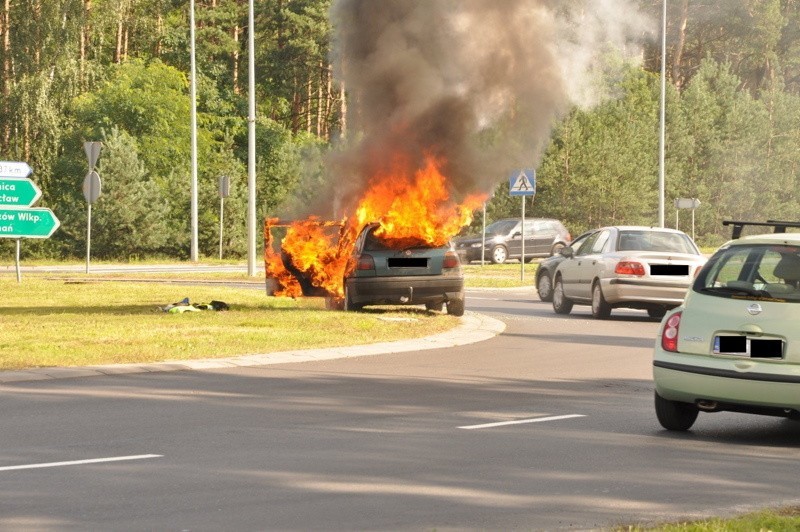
[{"xmin": 2, "ymin": 289, "xmax": 800, "ymax": 531}]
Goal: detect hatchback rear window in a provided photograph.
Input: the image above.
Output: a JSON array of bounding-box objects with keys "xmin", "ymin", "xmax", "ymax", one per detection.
[{"xmin": 694, "ymin": 244, "xmax": 800, "ymax": 302}]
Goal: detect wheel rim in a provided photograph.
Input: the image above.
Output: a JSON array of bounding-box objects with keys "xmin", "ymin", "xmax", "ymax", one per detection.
[
  {"xmin": 553, "ymin": 280, "xmax": 563, "ymax": 307},
  {"xmin": 493, "ymin": 247, "xmax": 506, "ymax": 263},
  {"xmin": 538, "ymin": 275, "xmax": 552, "ymax": 298}
]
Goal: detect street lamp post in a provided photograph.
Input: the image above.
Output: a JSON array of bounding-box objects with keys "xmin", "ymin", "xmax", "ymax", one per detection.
[
  {"xmin": 658, "ymin": 0, "xmax": 667, "ymax": 228},
  {"xmin": 189, "ymin": 0, "xmax": 199, "ymax": 261},
  {"xmin": 246, "ymin": 0, "xmax": 257, "ymax": 276}
]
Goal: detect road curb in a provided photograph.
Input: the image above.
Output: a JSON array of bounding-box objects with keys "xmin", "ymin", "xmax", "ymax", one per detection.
[{"xmin": 0, "ymin": 311, "xmax": 506, "ymax": 384}]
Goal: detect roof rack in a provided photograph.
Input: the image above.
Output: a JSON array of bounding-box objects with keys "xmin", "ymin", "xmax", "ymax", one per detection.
[{"xmin": 722, "ymin": 220, "xmax": 800, "ymax": 239}]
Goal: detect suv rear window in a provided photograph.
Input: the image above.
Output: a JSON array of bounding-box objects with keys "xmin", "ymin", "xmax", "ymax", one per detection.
[{"xmin": 694, "ymin": 244, "xmax": 800, "ymax": 302}]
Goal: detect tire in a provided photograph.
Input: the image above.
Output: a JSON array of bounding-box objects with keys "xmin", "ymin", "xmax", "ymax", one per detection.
[
  {"xmin": 343, "ymin": 285, "xmax": 363, "ymax": 312},
  {"xmin": 551, "ymin": 243, "xmax": 565, "ymax": 256},
  {"xmin": 425, "ymin": 301, "xmax": 444, "ymax": 312},
  {"xmin": 552, "ymin": 276, "xmax": 573, "ymax": 315},
  {"xmin": 491, "ymin": 245, "xmax": 508, "ymax": 264},
  {"xmin": 655, "ymin": 391, "xmax": 698, "ymax": 431},
  {"xmin": 536, "ymin": 272, "xmax": 554, "ymax": 302},
  {"xmin": 446, "ymin": 298, "xmax": 465, "ymax": 316},
  {"xmin": 648, "ymin": 307, "xmax": 667, "ymax": 319},
  {"xmin": 591, "ymin": 282, "xmax": 612, "ymax": 319}
]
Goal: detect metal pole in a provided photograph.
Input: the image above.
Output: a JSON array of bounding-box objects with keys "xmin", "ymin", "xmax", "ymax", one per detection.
[
  {"xmin": 219, "ymin": 197, "xmax": 224, "ymax": 260},
  {"xmin": 246, "ymin": 0, "xmax": 257, "ymax": 276},
  {"xmin": 480, "ymin": 202, "xmax": 486, "ymax": 266},
  {"xmin": 520, "ymin": 196, "xmax": 525, "ymax": 281},
  {"xmin": 658, "ymin": 0, "xmax": 667, "ymax": 228},
  {"xmin": 189, "ymin": 0, "xmax": 199, "ymax": 262},
  {"xmin": 692, "ymin": 208, "xmax": 696, "ymax": 241},
  {"xmin": 86, "ymin": 203, "xmax": 92, "ymax": 274},
  {"xmin": 15, "ymin": 239, "xmax": 21, "ymax": 283}
]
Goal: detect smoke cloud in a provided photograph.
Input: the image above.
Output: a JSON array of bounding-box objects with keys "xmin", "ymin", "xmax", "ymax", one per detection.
[{"xmin": 313, "ymin": 0, "xmax": 651, "ymax": 218}]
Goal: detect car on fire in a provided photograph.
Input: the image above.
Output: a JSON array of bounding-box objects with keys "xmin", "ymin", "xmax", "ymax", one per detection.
[
  {"xmin": 551, "ymin": 226, "xmax": 706, "ymax": 319},
  {"xmin": 454, "ymin": 218, "xmax": 571, "ymax": 264},
  {"xmin": 336, "ymin": 223, "xmax": 466, "ymax": 315},
  {"xmin": 653, "ymin": 220, "xmax": 800, "ymax": 431}
]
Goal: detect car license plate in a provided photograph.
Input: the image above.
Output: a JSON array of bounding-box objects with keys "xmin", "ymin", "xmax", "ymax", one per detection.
[
  {"xmin": 713, "ymin": 335, "xmax": 784, "ymax": 358},
  {"xmin": 650, "ymin": 264, "xmax": 689, "ymax": 276}
]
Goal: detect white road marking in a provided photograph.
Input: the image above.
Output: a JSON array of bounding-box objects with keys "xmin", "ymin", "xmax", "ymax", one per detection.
[
  {"xmin": 458, "ymin": 414, "xmax": 585, "ymax": 430},
  {"xmin": 0, "ymin": 454, "xmax": 163, "ymax": 472}
]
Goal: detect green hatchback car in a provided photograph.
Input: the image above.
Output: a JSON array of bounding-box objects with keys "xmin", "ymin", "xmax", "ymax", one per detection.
[
  {"xmin": 653, "ymin": 224, "xmax": 800, "ymax": 431},
  {"xmin": 341, "ymin": 223, "xmax": 466, "ymax": 316}
]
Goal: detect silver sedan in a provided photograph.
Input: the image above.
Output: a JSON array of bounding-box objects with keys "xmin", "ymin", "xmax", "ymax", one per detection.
[{"xmin": 551, "ymin": 226, "xmax": 706, "ymax": 319}]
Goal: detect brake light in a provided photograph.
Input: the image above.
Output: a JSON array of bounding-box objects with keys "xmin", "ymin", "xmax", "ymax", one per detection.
[
  {"xmin": 443, "ymin": 251, "xmax": 460, "ymax": 269},
  {"xmin": 615, "ymin": 260, "xmax": 645, "ymax": 276},
  {"xmin": 661, "ymin": 311, "xmax": 682, "ymax": 352},
  {"xmin": 357, "ymin": 254, "xmax": 375, "ymax": 270}
]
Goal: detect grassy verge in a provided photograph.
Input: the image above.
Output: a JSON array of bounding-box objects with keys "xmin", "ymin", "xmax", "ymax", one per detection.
[
  {"xmin": 462, "ymin": 262, "xmax": 538, "ymax": 288},
  {"xmin": 0, "ymin": 277, "xmax": 457, "ymax": 370},
  {"xmin": 621, "ymin": 506, "xmax": 800, "ymax": 531}
]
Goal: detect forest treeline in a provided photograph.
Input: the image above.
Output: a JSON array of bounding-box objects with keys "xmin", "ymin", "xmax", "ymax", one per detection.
[{"xmin": 1, "ymin": 0, "xmax": 799, "ymax": 260}]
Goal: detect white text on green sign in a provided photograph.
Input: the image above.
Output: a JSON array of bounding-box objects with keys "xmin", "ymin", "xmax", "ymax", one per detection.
[
  {"xmin": 0, "ymin": 178, "xmax": 42, "ymax": 207},
  {"xmin": 0, "ymin": 208, "xmax": 60, "ymax": 238}
]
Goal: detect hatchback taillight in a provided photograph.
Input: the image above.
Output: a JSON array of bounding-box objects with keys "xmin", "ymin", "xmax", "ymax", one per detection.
[
  {"xmin": 615, "ymin": 260, "xmax": 645, "ymax": 276},
  {"xmin": 443, "ymin": 251, "xmax": 460, "ymax": 269},
  {"xmin": 661, "ymin": 311, "xmax": 682, "ymax": 352},
  {"xmin": 357, "ymin": 254, "xmax": 375, "ymax": 270}
]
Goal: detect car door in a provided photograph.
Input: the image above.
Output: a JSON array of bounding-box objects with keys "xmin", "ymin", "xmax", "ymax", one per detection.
[
  {"xmin": 559, "ymin": 231, "xmax": 601, "ymax": 298},
  {"xmin": 504, "ymin": 222, "xmax": 523, "ymax": 258},
  {"xmin": 525, "ymin": 220, "xmax": 552, "ymax": 256},
  {"xmin": 575, "ymin": 229, "xmax": 613, "ymax": 298}
]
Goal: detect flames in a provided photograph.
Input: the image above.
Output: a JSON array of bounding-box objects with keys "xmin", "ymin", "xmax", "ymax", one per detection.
[{"xmin": 265, "ymin": 154, "xmax": 485, "ymax": 298}]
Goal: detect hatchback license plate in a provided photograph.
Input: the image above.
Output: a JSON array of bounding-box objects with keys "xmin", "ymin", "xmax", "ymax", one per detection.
[{"xmin": 713, "ymin": 335, "xmax": 784, "ymax": 358}]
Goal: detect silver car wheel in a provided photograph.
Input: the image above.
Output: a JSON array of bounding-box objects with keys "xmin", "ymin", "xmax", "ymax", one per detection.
[
  {"xmin": 491, "ymin": 245, "xmax": 507, "ymax": 264},
  {"xmin": 591, "ymin": 282, "xmax": 611, "ymax": 319}
]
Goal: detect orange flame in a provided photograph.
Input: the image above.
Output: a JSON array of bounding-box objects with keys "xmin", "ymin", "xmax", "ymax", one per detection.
[{"xmin": 265, "ymin": 155, "xmax": 485, "ymax": 298}]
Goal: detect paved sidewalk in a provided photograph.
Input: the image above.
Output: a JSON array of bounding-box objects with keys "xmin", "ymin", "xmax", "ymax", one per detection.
[{"xmin": 0, "ymin": 311, "xmax": 506, "ymax": 384}]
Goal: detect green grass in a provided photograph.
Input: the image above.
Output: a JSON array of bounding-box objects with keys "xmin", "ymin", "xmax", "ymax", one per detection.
[
  {"xmin": 620, "ymin": 506, "xmax": 800, "ymax": 531},
  {"xmin": 462, "ymin": 262, "xmax": 538, "ymax": 288},
  {"xmin": 0, "ymin": 277, "xmax": 457, "ymax": 370}
]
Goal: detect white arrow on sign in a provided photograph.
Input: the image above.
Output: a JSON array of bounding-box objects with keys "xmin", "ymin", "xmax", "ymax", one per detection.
[{"xmin": 0, "ymin": 161, "xmax": 33, "ymax": 178}]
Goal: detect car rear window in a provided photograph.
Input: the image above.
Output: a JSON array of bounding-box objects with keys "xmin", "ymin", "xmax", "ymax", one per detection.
[
  {"xmin": 694, "ymin": 244, "xmax": 800, "ymax": 302},
  {"xmin": 617, "ymin": 230, "xmax": 697, "ymax": 254}
]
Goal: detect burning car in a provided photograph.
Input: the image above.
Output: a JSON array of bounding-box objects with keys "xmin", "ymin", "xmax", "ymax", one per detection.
[{"xmin": 336, "ymin": 223, "xmax": 465, "ymax": 314}]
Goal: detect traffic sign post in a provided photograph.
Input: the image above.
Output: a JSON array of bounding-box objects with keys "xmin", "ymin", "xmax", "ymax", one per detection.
[
  {"xmin": 0, "ymin": 161, "xmax": 59, "ymax": 283},
  {"xmin": 218, "ymin": 176, "xmax": 230, "ymax": 259},
  {"xmin": 509, "ymin": 170, "xmax": 537, "ymax": 281},
  {"xmin": 674, "ymin": 197, "xmax": 701, "ymax": 241},
  {"xmin": 83, "ymin": 142, "xmax": 102, "ymax": 273}
]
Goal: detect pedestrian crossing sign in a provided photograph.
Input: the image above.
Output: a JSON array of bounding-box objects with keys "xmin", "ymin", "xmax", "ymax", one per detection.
[{"xmin": 509, "ymin": 169, "xmax": 536, "ymax": 196}]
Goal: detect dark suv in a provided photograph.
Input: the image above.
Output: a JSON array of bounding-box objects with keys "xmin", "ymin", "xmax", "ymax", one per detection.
[{"xmin": 454, "ymin": 218, "xmax": 571, "ymax": 264}]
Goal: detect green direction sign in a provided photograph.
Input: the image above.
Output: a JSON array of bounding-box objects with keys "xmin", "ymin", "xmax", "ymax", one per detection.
[
  {"xmin": 0, "ymin": 207, "xmax": 60, "ymax": 238},
  {"xmin": 0, "ymin": 177, "xmax": 42, "ymax": 207}
]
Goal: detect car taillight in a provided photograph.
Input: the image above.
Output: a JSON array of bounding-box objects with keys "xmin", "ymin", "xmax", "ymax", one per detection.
[
  {"xmin": 661, "ymin": 311, "xmax": 682, "ymax": 352},
  {"xmin": 615, "ymin": 260, "xmax": 645, "ymax": 276},
  {"xmin": 443, "ymin": 251, "xmax": 460, "ymax": 269},
  {"xmin": 357, "ymin": 254, "xmax": 375, "ymax": 270}
]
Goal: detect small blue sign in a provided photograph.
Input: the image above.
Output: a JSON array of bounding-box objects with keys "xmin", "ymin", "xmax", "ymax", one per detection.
[{"xmin": 509, "ymin": 169, "xmax": 536, "ymax": 196}]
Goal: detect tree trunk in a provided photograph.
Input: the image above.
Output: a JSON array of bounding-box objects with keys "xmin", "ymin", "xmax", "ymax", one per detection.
[
  {"xmin": 317, "ymin": 62, "xmax": 323, "ymax": 137},
  {"xmin": 671, "ymin": 0, "xmax": 689, "ymax": 90},
  {"xmin": 2, "ymin": 0, "xmax": 10, "ymax": 150}
]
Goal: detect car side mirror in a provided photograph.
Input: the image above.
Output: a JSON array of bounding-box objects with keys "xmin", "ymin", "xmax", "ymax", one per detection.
[
  {"xmin": 560, "ymin": 246, "xmax": 574, "ymax": 258},
  {"xmin": 512, "ymin": 231, "xmax": 522, "ymax": 239}
]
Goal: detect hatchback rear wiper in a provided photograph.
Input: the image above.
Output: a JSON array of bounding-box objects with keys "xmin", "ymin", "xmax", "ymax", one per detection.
[{"xmin": 698, "ymin": 285, "xmax": 769, "ymax": 297}]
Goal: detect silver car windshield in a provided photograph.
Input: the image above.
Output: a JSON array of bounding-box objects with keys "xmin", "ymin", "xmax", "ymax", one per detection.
[
  {"xmin": 617, "ymin": 230, "xmax": 698, "ymax": 254},
  {"xmin": 694, "ymin": 244, "xmax": 800, "ymax": 302}
]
